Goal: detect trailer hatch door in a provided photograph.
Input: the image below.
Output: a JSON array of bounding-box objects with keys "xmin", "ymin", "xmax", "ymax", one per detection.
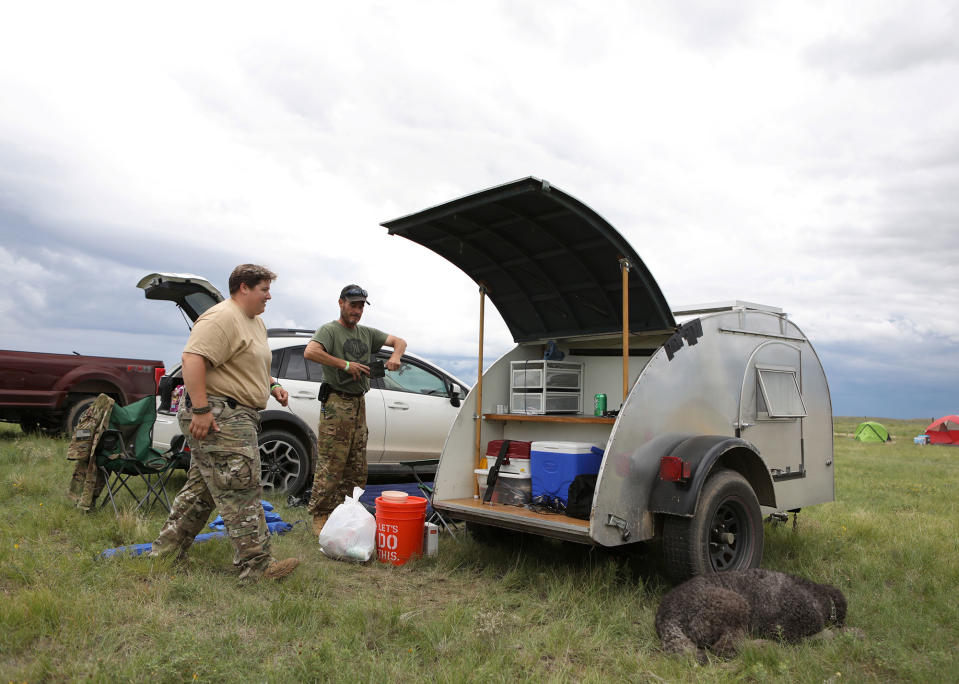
[{"xmin": 381, "ymin": 177, "xmax": 675, "ymax": 343}]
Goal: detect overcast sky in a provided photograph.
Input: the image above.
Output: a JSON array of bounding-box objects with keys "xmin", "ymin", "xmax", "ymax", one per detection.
[{"xmin": 1, "ymin": 1, "xmax": 956, "ymax": 419}]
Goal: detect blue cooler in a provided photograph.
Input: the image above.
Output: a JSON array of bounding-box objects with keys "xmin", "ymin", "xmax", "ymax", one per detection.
[{"xmin": 530, "ymin": 441, "xmax": 604, "ymax": 504}]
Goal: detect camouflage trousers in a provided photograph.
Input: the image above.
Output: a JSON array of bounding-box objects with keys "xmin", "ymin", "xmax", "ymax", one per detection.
[
  {"xmin": 307, "ymin": 393, "xmax": 368, "ymax": 516},
  {"xmin": 150, "ymin": 397, "xmax": 273, "ymax": 580}
]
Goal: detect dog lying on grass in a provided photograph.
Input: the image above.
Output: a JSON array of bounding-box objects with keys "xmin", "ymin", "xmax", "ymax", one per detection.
[{"xmin": 655, "ymin": 568, "xmax": 847, "ymax": 662}]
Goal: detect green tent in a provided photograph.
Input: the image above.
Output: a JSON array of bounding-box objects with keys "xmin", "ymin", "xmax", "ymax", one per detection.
[{"xmin": 855, "ymin": 421, "xmax": 890, "ymax": 442}]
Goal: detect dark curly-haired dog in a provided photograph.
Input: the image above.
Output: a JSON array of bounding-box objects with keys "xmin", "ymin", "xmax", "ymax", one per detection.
[{"xmin": 655, "ymin": 569, "xmax": 847, "ymax": 661}]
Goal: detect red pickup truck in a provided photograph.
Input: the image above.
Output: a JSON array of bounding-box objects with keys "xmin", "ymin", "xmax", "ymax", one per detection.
[{"xmin": 0, "ymin": 349, "xmax": 164, "ymax": 435}]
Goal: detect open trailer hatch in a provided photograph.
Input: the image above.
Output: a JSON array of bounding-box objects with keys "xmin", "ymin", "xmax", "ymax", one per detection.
[{"xmin": 381, "ymin": 177, "xmax": 675, "ymax": 343}]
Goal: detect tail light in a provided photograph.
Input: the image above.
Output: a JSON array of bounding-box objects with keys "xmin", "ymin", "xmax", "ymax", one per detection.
[
  {"xmin": 154, "ymin": 367, "xmax": 166, "ymax": 391},
  {"xmin": 659, "ymin": 455, "xmax": 691, "ymax": 482}
]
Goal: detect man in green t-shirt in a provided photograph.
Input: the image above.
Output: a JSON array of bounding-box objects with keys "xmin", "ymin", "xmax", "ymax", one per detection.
[{"xmin": 304, "ymin": 284, "xmax": 406, "ymax": 535}]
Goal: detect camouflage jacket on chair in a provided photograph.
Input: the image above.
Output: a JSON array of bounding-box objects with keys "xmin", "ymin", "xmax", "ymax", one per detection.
[{"xmin": 67, "ymin": 393, "xmax": 115, "ymax": 511}]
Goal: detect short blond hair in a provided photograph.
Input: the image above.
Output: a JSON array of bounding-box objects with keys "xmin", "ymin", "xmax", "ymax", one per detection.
[{"xmin": 228, "ymin": 264, "xmax": 277, "ymax": 294}]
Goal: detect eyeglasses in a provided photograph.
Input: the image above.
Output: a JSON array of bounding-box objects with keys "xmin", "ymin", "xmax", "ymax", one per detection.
[{"xmin": 342, "ymin": 287, "xmax": 368, "ymax": 298}]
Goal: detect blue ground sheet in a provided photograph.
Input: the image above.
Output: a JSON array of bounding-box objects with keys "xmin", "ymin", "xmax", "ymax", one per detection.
[{"xmin": 100, "ymin": 500, "xmax": 294, "ymax": 558}]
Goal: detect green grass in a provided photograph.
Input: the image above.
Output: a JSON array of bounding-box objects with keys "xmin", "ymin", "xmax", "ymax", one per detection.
[{"xmin": 1, "ymin": 419, "xmax": 957, "ymax": 682}]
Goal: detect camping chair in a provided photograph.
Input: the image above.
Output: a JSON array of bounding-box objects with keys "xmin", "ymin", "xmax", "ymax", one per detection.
[
  {"xmin": 94, "ymin": 396, "xmax": 184, "ymax": 515},
  {"xmin": 399, "ymin": 458, "xmax": 460, "ymax": 539}
]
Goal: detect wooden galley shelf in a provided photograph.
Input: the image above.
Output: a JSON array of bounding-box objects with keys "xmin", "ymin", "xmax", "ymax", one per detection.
[{"xmin": 483, "ymin": 413, "xmax": 616, "ymax": 425}]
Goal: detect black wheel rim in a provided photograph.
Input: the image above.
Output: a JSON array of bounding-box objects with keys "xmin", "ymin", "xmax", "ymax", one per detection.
[
  {"xmin": 708, "ymin": 499, "xmax": 750, "ymax": 571},
  {"xmin": 259, "ymin": 439, "xmax": 301, "ymax": 492}
]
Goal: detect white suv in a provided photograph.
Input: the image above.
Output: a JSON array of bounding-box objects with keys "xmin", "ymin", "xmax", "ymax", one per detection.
[{"xmin": 138, "ymin": 273, "xmax": 469, "ymax": 496}]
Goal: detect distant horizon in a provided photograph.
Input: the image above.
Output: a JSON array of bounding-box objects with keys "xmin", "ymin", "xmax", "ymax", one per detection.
[{"xmin": 0, "ymin": 340, "xmax": 951, "ymax": 423}]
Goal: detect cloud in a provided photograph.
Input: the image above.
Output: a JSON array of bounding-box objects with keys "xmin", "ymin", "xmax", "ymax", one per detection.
[
  {"xmin": 1, "ymin": 1, "xmax": 958, "ymax": 418},
  {"xmin": 803, "ymin": 3, "xmax": 959, "ymax": 75}
]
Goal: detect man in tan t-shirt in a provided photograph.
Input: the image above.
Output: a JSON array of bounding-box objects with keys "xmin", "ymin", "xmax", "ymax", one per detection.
[{"xmin": 149, "ymin": 264, "xmax": 299, "ymax": 581}]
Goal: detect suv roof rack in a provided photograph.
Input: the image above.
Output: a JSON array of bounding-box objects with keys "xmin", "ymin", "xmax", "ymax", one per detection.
[{"xmin": 267, "ymin": 328, "xmax": 316, "ymax": 337}]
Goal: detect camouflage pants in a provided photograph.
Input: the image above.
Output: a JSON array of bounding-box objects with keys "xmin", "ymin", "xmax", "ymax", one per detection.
[
  {"xmin": 307, "ymin": 393, "xmax": 368, "ymax": 516},
  {"xmin": 150, "ymin": 397, "xmax": 273, "ymax": 580}
]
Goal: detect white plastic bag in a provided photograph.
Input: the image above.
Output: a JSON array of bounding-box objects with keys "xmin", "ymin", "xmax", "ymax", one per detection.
[{"xmin": 318, "ymin": 487, "xmax": 376, "ymax": 562}]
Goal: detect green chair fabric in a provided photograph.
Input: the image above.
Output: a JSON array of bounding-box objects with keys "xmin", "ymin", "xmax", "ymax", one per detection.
[{"xmin": 95, "ymin": 396, "xmax": 183, "ymax": 514}]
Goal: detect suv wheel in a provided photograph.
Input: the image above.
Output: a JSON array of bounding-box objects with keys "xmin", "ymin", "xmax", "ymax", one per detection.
[{"xmin": 258, "ymin": 429, "xmax": 311, "ymax": 496}]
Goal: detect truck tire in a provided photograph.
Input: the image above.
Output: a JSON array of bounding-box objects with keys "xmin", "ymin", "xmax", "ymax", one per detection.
[
  {"xmin": 661, "ymin": 468, "xmax": 763, "ymax": 583},
  {"xmin": 258, "ymin": 429, "xmax": 311, "ymax": 496},
  {"xmin": 64, "ymin": 396, "xmax": 97, "ymax": 436}
]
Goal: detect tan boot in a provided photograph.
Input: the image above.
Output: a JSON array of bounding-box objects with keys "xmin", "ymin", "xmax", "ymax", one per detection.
[
  {"xmin": 262, "ymin": 557, "xmax": 300, "ymax": 580},
  {"xmin": 312, "ymin": 514, "xmax": 328, "ymax": 537}
]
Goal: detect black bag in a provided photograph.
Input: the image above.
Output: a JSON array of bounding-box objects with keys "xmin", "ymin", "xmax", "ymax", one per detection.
[{"xmin": 565, "ymin": 473, "xmax": 598, "ymax": 520}]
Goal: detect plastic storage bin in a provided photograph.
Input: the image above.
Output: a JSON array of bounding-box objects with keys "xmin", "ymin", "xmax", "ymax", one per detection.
[
  {"xmin": 510, "ymin": 391, "xmax": 581, "ymax": 415},
  {"xmin": 530, "ymin": 441, "xmax": 604, "ymax": 504},
  {"xmin": 510, "ymin": 360, "xmax": 583, "ymax": 390},
  {"xmin": 474, "ymin": 469, "xmax": 532, "ymax": 505}
]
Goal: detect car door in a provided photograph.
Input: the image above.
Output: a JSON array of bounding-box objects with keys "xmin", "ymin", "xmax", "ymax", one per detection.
[
  {"xmin": 375, "ymin": 356, "xmax": 461, "ymax": 463},
  {"xmin": 277, "ymin": 344, "xmax": 385, "ymax": 463},
  {"xmin": 275, "ymin": 345, "xmax": 321, "ymax": 429}
]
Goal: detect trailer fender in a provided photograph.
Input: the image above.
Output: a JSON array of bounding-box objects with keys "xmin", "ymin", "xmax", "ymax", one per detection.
[{"xmin": 648, "ymin": 435, "xmax": 775, "ymax": 516}]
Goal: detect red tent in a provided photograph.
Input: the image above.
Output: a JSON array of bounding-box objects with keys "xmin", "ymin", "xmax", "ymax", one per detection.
[{"xmin": 925, "ymin": 415, "xmax": 959, "ymax": 445}]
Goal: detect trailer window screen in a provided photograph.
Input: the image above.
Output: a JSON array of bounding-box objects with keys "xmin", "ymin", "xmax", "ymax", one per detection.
[{"xmin": 757, "ymin": 368, "xmax": 806, "ymax": 418}]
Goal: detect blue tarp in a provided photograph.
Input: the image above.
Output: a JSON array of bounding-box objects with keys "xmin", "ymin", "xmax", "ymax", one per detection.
[
  {"xmin": 358, "ymin": 482, "xmax": 433, "ymax": 515},
  {"xmin": 100, "ymin": 500, "xmax": 292, "ymax": 558}
]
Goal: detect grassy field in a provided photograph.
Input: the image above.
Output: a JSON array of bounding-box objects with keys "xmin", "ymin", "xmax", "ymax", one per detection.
[{"xmin": 1, "ymin": 418, "xmax": 957, "ymax": 682}]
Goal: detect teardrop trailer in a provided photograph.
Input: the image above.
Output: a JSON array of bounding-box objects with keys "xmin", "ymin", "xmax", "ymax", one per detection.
[{"xmin": 382, "ymin": 178, "xmax": 834, "ymax": 581}]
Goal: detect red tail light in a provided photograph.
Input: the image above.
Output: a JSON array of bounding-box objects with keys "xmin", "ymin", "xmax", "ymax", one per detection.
[
  {"xmin": 659, "ymin": 455, "xmax": 691, "ymax": 482},
  {"xmin": 154, "ymin": 367, "xmax": 166, "ymax": 391}
]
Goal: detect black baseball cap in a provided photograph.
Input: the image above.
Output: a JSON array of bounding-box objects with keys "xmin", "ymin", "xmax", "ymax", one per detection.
[{"xmin": 340, "ymin": 284, "xmax": 370, "ymax": 304}]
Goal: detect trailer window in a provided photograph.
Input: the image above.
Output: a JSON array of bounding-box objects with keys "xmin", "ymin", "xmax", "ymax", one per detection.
[{"xmin": 756, "ymin": 367, "xmax": 806, "ymax": 418}]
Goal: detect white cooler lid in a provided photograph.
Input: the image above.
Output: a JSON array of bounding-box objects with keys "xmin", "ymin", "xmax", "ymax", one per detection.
[
  {"xmin": 474, "ymin": 468, "xmax": 530, "ymax": 480},
  {"xmin": 530, "ymin": 441, "xmax": 600, "ymax": 454}
]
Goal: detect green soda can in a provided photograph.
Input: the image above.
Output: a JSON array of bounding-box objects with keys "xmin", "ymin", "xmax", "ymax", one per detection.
[{"xmin": 594, "ymin": 393, "xmax": 607, "ymax": 417}]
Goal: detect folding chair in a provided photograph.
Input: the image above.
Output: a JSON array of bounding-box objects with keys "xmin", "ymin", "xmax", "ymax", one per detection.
[
  {"xmin": 94, "ymin": 396, "xmax": 183, "ymax": 515},
  {"xmin": 399, "ymin": 459, "xmax": 460, "ymax": 539}
]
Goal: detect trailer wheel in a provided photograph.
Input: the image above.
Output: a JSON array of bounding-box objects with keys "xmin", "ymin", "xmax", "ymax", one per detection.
[{"xmin": 662, "ymin": 468, "xmax": 763, "ymax": 582}]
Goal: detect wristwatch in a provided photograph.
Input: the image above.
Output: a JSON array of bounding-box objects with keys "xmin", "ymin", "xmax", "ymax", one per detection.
[{"xmin": 192, "ymin": 405, "xmax": 212, "ymax": 415}]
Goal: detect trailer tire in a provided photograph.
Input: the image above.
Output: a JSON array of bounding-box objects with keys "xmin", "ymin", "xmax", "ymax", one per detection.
[{"xmin": 661, "ymin": 468, "xmax": 763, "ymax": 583}]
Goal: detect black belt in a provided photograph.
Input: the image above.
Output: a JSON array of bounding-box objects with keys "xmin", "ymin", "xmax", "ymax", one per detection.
[
  {"xmin": 223, "ymin": 396, "xmax": 256, "ymax": 410},
  {"xmin": 185, "ymin": 394, "xmax": 257, "ymax": 411},
  {"xmin": 329, "ymin": 389, "xmax": 363, "ymax": 399}
]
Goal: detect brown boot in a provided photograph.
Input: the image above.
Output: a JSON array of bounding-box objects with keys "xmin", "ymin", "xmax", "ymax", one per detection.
[
  {"xmin": 312, "ymin": 514, "xmax": 328, "ymax": 537},
  {"xmin": 262, "ymin": 557, "xmax": 300, "ymax": 580}
]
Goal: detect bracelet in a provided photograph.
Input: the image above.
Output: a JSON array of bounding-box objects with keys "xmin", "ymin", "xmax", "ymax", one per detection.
[
  {"xmin": 344, "ymin": 361, "xmax": 350, "ymax": 371},
  {"xmin": 270, "ymin": 383, "xmax": 281, "ymax": 391},
  {"xmin": 192, "ymin": 405, "xmax": 212, "ymax": 415}
]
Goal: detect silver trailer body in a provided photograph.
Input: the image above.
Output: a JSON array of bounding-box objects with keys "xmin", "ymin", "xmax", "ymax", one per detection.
[{"xmin": 383, "ymin": 178, "xmax": 834, "ymax": 578}]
